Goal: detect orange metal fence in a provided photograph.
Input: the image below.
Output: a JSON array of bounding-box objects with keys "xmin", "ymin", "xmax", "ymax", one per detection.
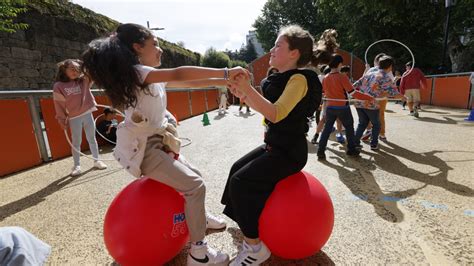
[
  {"xmin": 0, "ymin": 99, "xmax": 42, "ymax": 176},
  {"xmin": 0, "ymin": 88, "xmax": 219, "ymax": 177},
  {"xmin": 0, "ymin": 75, "xmax": 471, "ymax": 177},
  {"xmin": 431, "ymin": 76, "xmax": 471, "ymax": 109}
]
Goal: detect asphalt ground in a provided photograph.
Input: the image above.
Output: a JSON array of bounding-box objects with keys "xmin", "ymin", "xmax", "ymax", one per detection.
[{"xmin": 0, "ymin": 103, "xmax": 473, "ymax": 265}]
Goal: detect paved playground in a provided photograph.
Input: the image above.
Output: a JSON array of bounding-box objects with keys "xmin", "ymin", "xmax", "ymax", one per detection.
[{"xmin": 0, "ymin": 103, "xmax": 473, "ymax": 265}]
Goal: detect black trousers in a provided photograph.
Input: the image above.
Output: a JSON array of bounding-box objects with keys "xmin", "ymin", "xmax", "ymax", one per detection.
[{"xmin": 221, "ymin": 144, "xmax": 306, "ymax": 238}]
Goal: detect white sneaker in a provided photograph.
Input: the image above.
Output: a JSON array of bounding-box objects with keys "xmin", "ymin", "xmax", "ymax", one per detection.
[
  {"xmin": 230, "ymin": 241, "xmax": 271, "ymax": 266},
  {"xmin": 93, "ymin": 160, "xmax": 107, "ymax": 170},
  {"xmin": 187, "ymin": 241, "xmax": 229, "ymax": 266},
  {"xmin": 206, "ymin": 213, "xmax": 226, "ymax": 230},
  {"xmin": 70, "ymin": 166, "xmax": 82, "ymax": 176}
]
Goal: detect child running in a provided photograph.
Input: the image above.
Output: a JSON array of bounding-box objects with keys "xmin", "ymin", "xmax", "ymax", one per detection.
[
  {"xmin": 221, "ymin": 26, "xmax": 335, "ymax": 265},
  {"xmin": 53, "ymin": 59, "xmax": 108, "ymax": 176},
  {"xmin": 82, "ymin": 23, "xmax": 248, "ymax": 266}
]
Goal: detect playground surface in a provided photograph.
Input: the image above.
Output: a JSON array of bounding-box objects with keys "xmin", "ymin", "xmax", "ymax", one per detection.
[{"xmin": 0, "ymin": 103, "xmax": 473, "ymax": 265}]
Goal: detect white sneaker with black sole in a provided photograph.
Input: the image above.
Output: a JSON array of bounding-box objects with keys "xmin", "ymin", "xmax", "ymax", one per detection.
[
  {"xmin": 206, "ymin": 213, "xmax": 226, "ymax": 230},
  {"xmin": 187, "ymin": 241, "xmax": 229, "ymax": 266},
  {"xmin": 230, "ymin": 241, "xmax": 271, "ymax": 266}
]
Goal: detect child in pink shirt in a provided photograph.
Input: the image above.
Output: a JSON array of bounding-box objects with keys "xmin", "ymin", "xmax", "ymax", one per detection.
[{"xmin": 53, "ymin": 59, "xmax": 107, "ymax": 176}]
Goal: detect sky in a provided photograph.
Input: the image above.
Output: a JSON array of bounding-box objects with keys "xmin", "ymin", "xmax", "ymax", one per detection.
[{"xmin": 71, "ymin": 0, "xmax": 267, "ymax": 54}]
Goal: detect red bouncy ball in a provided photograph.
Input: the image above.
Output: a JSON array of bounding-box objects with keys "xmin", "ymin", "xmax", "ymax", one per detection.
[
  {"xmin": 104, "ymin": 177, "xmax": 189, "ymax": 265},
  {"xmin": 259, "ymin": 171, "xmax": 334, "ymax": 259}
]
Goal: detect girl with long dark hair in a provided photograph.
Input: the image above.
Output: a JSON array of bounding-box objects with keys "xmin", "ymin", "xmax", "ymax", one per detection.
[{"xmin": 82, "ymin": 23, "xmax": 247, "ymax": 266}]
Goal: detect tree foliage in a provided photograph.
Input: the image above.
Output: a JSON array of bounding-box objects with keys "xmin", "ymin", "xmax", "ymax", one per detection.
[
  {"xmin": 202, "ymin": 48, "xmax": 231, "ymax": 68},
  {"xmin": 224, "ymin": 40, "xmax": 258, "ymax": 63},
  {"xmin": 241, "ymin": 41, "xmax": 258, "ymax": 62},
  {"xmin": 254, "ymin": 0, "xmax": 322, "ymax": 52},
  {"xmin": 230, "ymin": 60, "xmax": 248, "ymax": 68},
  {"xmin": 0, "ymin": 0, "xmax": 28, "ymax": 33},
  {"xmin": 253, "ymin": 0, "xmax": 474, "ymax": 72}
]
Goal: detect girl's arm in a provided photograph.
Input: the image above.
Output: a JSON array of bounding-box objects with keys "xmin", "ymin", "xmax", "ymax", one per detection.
[
  {"xmin": 166, "ymin": 78, "xmax": 228, "ymax": 88},
  {"xmin": 52, "ymin": 85, "xmax": 68, "ymax": 129},
  {"xmin": 144, "ymin": 66, "xmax": 247, "ymax": 85},
  {"xmin": 82, "ymin": 73, "xmax": 94, "ymax": 88}
]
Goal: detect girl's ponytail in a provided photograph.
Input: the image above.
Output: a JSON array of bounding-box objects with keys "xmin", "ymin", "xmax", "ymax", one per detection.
[{"xmin": 311, "ymin": 29, "xmax": 339, "ymax": 67}]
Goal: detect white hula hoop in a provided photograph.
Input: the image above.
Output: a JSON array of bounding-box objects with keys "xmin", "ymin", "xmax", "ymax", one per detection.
[
  {"xmin": 64, "ymin": 104, "xmax": 192, "ymax": 161},
  {"xmin": 63, "ymin": 104, "xmax": 123, "ymax": 162},
  {"xmin": 94, "ymin": 113, "xmax": 117, "ymax": 145},
  {"xmin": 364, "ymin": 39, "xmax": 415, "ymax": 77},
  {"xmin": 322, "ymin": 97, "xmax": 398, "ymax": 103}
]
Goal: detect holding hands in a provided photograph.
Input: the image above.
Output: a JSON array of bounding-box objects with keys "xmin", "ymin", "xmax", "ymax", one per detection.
[
  {"xmin": 228, "ymin": 66, "xmax": 249, "ymax": 81},
  {"xmin": 227, "ymin": 68, "xmax": 252, "ymax": 102}
]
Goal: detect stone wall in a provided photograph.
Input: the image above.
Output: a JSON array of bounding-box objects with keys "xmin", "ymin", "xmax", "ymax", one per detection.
[{"xmin": 0, "ymin": 1, "xmax": 200, "ymax": 90}]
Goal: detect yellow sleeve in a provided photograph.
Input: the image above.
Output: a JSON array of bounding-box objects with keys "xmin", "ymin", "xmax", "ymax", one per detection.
[{"xmin": 274, "ymin": 74, "xmax": 308, "ymax": 122}]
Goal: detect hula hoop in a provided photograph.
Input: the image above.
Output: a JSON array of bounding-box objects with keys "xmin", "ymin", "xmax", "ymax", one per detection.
[
  {"xmin": 322, "ymin": 97, "xmax": 398, "ymax": 103},
  {"xmin": 364, "ymin": 39, "xmax": 415, "ymax": 77},
  {"xmin": 64, "ymin": 104, "xmax": 192, "ymax": 161},
  {"xmin": 94, "ymin": 113, "xmax": 117, "ymax": 145},
  {"xmin": 63, "ymin": 104, "xmax": 124, "ymax": 161}
]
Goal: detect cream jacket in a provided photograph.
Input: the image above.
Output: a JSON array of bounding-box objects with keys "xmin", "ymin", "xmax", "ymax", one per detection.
[{"xmin": 112, "ymin": 65, "xmax": 180, "ymax": 177}]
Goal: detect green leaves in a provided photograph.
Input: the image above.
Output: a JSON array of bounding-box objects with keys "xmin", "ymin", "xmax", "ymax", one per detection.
[
  {"xmin": 202, "ymin": 48, "xmax": 232, "ymax": 68},
  {"xmin": 0, "ymin": 0, "xmax": 28, "ymax": 33},
  {"xmin": 253, "ymin": 0, "xmax": 473, "ymax": 72}
]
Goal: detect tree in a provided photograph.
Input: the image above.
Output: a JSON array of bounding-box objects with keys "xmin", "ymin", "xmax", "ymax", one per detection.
[
  {"xmin": 253, "ymin": 0, "xmax": 474, "ymax": 73},
  {"xmin": 253, "ymin": 0, "xmax": 322, "ymax": 51},
  {"xmin": 224, "ymin": 49, "xmax": 239, "ymax": 61},
  {"xmin": 176, "ymin": 41, "xmax": 185, "ymax": 48},
  {"xmin": 445, "ymin": 0, "xmax": 474, "ymax": 72},
  {"xmin": 224, "ymin": 42, "xmax": 257, "ymax": 63},
  {"xmin": 241, "ymin": 41, "xmax": 258, "ymax": 62},
  {"xmin": 201, "ymin": 48, "xmax": 231, "ymax": 68},
  {"xmin": 230, "ymin": 60, "xmax": 248, "ymax": 68},
  {"xmin": 0, "ymin": 0, "xmax": 28, "ymax": 33}
]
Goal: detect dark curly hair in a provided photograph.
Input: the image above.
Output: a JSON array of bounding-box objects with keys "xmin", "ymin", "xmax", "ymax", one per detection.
[
  {"xmin": 312, "ymin": 29, "xmax": 339, "ymax": 67},
  {"xmin": 278, "ymin": 26, "xmax": 339, "ymax": 68},
  {"xmin": 82, "ymin": 23, "xmax": 154, "ymax": 109}
]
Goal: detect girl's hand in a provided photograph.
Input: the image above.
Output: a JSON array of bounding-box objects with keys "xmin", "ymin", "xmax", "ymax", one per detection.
[
  {"xmin": 363, "ymin": 98, "xmax": 376, "ymax": 108},
  {"xmin": 228, "ymin": 67, "xmax": 250, "ymax": 80},
  {"xmin": 227, "ymin": 81, "xmax": 246, "ymax": 99},
  {"xmin": 232, "ymin": 73, "xmax": 252, "ymax": 94},
  {"xmin": 233, "ymin": 72, "xmax": 249, "ymax": 85}
]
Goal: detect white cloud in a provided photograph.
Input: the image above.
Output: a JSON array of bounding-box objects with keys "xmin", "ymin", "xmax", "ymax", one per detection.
[{"xmin": 72, "ymin": 0, "xmax": 266, "ymax": 54}]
